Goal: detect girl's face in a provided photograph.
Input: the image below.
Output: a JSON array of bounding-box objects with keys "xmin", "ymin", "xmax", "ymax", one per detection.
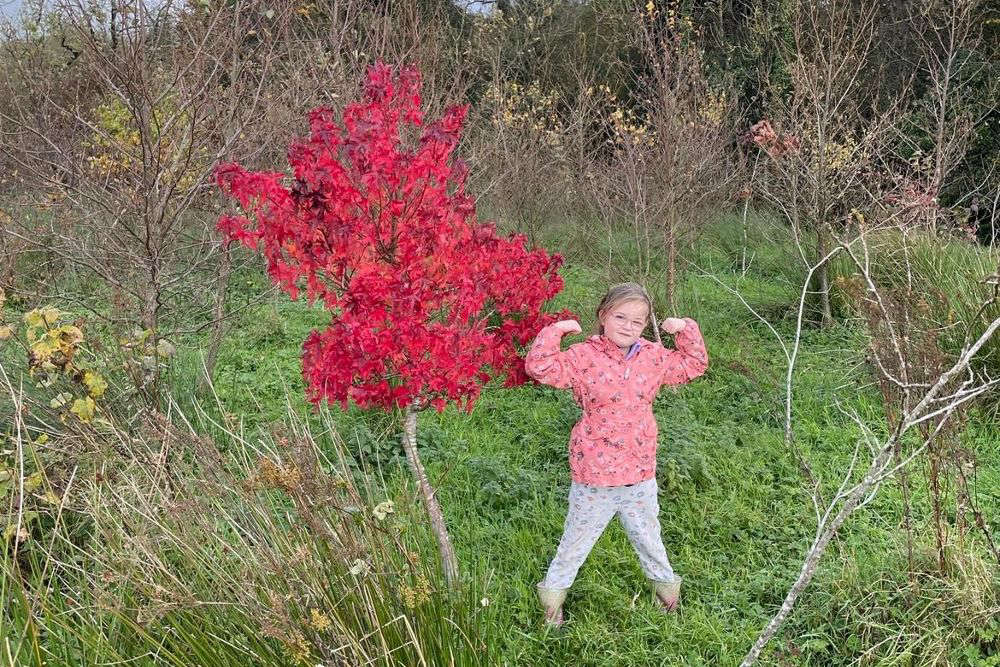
[{"xmin": 600, "ymin": 299, "xmax": 649, "ymax": 350}]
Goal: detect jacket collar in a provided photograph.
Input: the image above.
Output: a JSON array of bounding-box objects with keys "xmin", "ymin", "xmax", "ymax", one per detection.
[{"xmin": 588, "ymin": 335, "xmax": 646, "ymax": 361}]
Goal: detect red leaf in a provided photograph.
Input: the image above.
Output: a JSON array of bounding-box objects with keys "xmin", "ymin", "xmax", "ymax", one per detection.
[{"xmin": 216, "ymin": 62, "xmax": 572, "ymax": 415}]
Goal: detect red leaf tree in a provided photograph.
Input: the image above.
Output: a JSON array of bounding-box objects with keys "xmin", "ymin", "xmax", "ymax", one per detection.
[{"xmin": 215, "ymin": 63, "xmax": 570, "ymax": 585}]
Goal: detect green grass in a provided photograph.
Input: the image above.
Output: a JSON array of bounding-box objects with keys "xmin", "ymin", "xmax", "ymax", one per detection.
[
  {"xmin": 176, "ymin": 216, "xmax": 1000, "ymax": 665},
  {"xmin": 4, "ymin": 215, "xmax": 999, "ymax": 666}
]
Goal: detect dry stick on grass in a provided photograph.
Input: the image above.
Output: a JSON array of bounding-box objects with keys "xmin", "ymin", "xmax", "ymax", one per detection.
[
  {"xmin": 749, "ymin": 243, "xmax": 996, "ymax": 664},
  {"xmin": 692, "ymin": 226, "xmax": 1000, "ymax": 664},
  {"xmin": 740, "ymin": 312, "xmax": 1000, "ymax": 666}
]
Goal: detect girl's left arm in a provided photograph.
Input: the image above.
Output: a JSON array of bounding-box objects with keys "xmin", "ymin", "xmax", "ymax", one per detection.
[{"xmin": 658, "ymin": 318, "xmax": 708, "ymax": 387}]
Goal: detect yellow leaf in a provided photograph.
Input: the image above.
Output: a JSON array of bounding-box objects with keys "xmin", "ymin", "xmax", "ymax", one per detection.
[
  {"xmin": 24, "ymin": 309, "xmax": 45, "ymax": 328},
  {"xmin": 30, "ymin": 335, "xmax": 60, "ymax": 361},
  {"xmin": 40, "ymin": 307, "xmax": 60, "ymax": 325},
  {"xmin": 83, "ymin": 371, "xmax": 108, "ymax": 398},
  {"xmin": 49, "ymin": 392, "xmax": 72, "ymax": 409},
  {"xmin": 35, "ymin": 433, "xmax": 49, "ymax": 445},
  {"xmin": 0, "ymin": 325, "xmax": 12, "ymax": 341},
  {"xmin": 53, "ymin": 325, "xmax": 83, "ymax": 345},
  {"xmin": 37, "ymin": 490, "xmax": 61, "ymax": 505},
  {"xmin": 70, "ymin": 396, "xmax": 96, "ymax": 423},
  {"xmin": 25, "ymin": 471, "xmax": 43, "ymax": 493},
  {"xmin": 3, "ymin": 524, "xmax": 29, "ymax": 543}
]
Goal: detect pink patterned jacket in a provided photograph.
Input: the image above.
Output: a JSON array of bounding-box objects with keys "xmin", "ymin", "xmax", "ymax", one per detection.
[{"xmin": 524, "ymin": 319, "xmax": 708, "ymax": 486}]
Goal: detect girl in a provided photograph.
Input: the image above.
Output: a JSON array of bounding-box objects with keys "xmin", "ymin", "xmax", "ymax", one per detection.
[{"xmin": 524, "ymin": 282, "xmax": 708, "ymax": 627}]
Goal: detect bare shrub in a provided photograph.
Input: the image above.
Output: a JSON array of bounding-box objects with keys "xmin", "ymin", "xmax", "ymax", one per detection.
[
  {"xmin": 585, "ymin": 3, "xmax": 735, "ymax": 316},
  {"xmin": 746, "ymin": 0, "xmax": 901, "ymax": 327}
]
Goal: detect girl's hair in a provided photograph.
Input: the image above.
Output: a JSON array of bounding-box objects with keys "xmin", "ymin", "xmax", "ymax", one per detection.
[{"xmin": 594, "ymin": 282, "xmax": 653, "ymax": 335}]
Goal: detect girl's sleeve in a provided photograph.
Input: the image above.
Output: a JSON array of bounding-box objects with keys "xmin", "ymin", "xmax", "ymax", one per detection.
[
  {"xmin": 524, "ymin": 324, "xmax": 581, "ymax": 389},
  {"xmin": 657, "ymin": 318, "xmax": 708, "ymax": 387}
]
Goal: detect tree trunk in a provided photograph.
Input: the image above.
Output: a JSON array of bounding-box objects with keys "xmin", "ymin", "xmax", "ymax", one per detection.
[
  {"xmin": 142, "ymin": 270, "xmax": 162, "ymax": 407},
  {"xmin": 110, "ymin": 3, "xmax": 119, "ymax": 51},
  {"xmin": 925, "ymin": 424, "xmax": 949, "ymax": 573},
  {"xmin": 743, "ymin": 315, "xmax": 1000, "ymax": 665},
  {"xmin": 741, "ymin": 197, "xmax": 751, "ymax": 277},
  {"xmin": 649, "ymin": 308, "xmax": 663, "ymax": 345},
  {"xmin": 815, "ymin": 227, "xmax": 833, "ymax": 328},
  {"xmin": 740, "ymin": 444, "xmax": 894, "ymax": 666},
  {"xmin": 0, "ymin": 222, "xmax": 16, "ymax": 294},
  {"xmin": 401, "ymin": 402, "xmax": 459, "ymax": 588},
  {"xmin": 665, "ymin": 219, "xmax": 677, "ymax": 315},
  {"xmin": 198, "ymin": 242, "xmax": 233, "ymax": 395}
]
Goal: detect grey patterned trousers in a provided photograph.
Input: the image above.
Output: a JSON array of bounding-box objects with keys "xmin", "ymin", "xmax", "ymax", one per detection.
[{"xmin": 539, "ymin": 478, "xmax": 679, "ymax": 590}]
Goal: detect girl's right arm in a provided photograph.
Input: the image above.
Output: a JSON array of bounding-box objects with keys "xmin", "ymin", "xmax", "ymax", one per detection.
[{"xmin": 524, "ymin": 320, "xmax": 582, "ymax": 389}]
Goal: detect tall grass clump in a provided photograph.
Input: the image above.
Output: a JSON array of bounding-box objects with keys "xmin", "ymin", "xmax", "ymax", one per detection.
[
  {"xmin": 1, "ymin": 367, "xmax": 494, "ymax": 666},
  {"xmin": 829, "ymin": 230, "xmax": 1000, "ymax": 378}
]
